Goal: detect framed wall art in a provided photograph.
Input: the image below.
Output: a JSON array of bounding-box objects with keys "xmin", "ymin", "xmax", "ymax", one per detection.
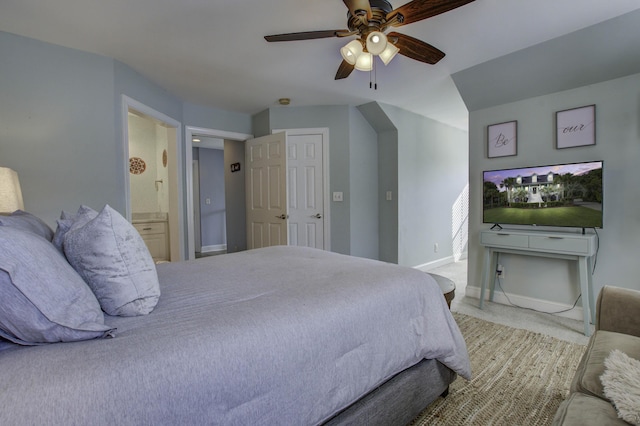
[
  {"xmin": 487, "ymin": 120, "xmax": 517, "ymax": 158},
  {"xmin": 556, "ymin": 104, "xmax": 595, "ymax": 149}
]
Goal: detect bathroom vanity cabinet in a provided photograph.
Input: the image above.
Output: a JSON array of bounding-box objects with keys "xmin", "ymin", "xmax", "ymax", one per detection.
[{"xmin": 132, "ymin": 213, "xmax": 169, "ymax": 262}]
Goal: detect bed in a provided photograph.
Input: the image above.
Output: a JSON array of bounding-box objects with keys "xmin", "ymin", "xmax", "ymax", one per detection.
[{"xmin": 0, "ymin": 207, "xmax": 470, "ymax": 425}]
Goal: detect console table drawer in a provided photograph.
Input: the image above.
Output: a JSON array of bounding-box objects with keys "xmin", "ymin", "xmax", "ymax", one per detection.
[
  {"xmin": 480, "ymin": 232, "xmax": 529, "ymax": 249},
  {"xmin": 528, "ymin": 235, "xmax": 589, "ymax": 254}
]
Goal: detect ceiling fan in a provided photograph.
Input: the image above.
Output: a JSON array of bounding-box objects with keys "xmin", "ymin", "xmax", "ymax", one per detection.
[{"xmin": 264, "ymin": 0, "xmax": 476, "ymax": 80}]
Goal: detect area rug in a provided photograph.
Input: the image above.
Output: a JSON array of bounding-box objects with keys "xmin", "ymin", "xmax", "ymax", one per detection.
[{"xmin": 410, "ymin": 312, "xmax": 587, "ymax": 425}]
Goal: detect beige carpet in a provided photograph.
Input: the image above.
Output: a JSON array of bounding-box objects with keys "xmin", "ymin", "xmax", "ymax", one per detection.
[{"xmin": 410, "ymin": 313, "xmax": 587, "ymax": 425}]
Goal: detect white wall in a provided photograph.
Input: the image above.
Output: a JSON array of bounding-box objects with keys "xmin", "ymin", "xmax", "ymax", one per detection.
[
  {"xmin": 128, "ymin": 113, "xmax": 169, "ymax": 213},
  {"xmin": 468, "ymin": 72, "xmax": 640, "ymax": 309}
]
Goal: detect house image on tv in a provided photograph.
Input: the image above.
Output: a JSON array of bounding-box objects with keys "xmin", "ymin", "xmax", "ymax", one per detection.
[{"xmin": 505, "ymin": 172, "xmax": 562, "ymax": 206}]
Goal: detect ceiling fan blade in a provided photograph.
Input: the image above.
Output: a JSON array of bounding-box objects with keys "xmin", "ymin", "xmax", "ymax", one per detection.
[
  {"xmin": 389, "ymin": 32, "xmax": 445, "ymax": 64},
  {"xmin": 264, "ymin": 30, "xmax": 344, "ymax": 42},
  {"xmin": 343, "ymin": 0, "xmax": 373, "ymax": 20},
  {"xmin": 387, "ymin": 0, "xmax": 475, "ymax": 27},
  {"xmin": 335, "ymin": 60, "xmax": 355, "ymax": 80}
]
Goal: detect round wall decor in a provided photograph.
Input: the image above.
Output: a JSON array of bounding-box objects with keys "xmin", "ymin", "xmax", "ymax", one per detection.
[{"xmin": 129, "ymin": 157, "xmax": 146, "ymax": 175}]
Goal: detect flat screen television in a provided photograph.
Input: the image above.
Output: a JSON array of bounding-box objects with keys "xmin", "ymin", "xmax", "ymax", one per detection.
[{"xmin": 483, "ymin": 161, "xmax": 603, "ymax": 229}]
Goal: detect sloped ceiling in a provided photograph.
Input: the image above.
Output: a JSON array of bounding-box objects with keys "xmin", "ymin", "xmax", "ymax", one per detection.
[
  {"xmin": 1, "ymin": 1, "xmax": 639, "ymax": 130},
  {"xmin": 452, "ymin": 9, "xmax": 640, "ymax": 112}
]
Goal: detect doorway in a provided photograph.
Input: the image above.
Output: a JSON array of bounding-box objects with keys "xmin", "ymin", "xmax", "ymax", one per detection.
[
  {"xmin": 185, "ymin": 126, "xmax": 331, "ymax": 259},
  {"xmin": 122, "ymin": 96, "xmax": 183, "ymax": 261},
  {"xmin": 274, "ymin": 128, "xmax": 330, "ymax": 250},
  {"xmin": 247, "ymin": 128, "xmax": 330, "ymax": 250},
  {"xmin": 185, "ymin": 126, "xmax": 252, "ymax": 260},
  {"xmin": 192, "ymin": 136, "xmax": 227, "ymax": 257}
]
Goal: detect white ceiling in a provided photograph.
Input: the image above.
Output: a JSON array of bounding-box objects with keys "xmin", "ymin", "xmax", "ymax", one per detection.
[{"xmin": 1, "ymin": 0, "xmax": 639, "ymax": 130}]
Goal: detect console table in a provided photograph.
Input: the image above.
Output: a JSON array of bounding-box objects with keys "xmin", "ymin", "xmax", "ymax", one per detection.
[{"xmin": 479, "ymin": 229, "xmax": 597, "ymax": 336}]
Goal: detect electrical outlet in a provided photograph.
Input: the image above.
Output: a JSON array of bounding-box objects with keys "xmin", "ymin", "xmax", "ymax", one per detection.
[
  {"xmin": 434, "ymin": 243, "xmax": 439, "ymax": 253},
  {"xmin": 496, "ymin": 264, "xmax": 504, "ymax": 278}
]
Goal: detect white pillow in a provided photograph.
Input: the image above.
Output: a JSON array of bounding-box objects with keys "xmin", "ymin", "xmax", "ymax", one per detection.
[
  {"xmin": 601, "ymin": 349, "xmax": 640, "ymax": 425},
  {"xmin": 64, "ymin": 205, "xmax": 160, "ymax": 316}
]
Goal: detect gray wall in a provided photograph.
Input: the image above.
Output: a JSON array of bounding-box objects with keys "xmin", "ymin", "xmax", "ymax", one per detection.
[
  {"xmin": 198, "ymin": 148, "xmax": 225, "ymax": 247},
  {"xmin": 357, "ymin": 102, "xmax": 399, "ymax": 263},
  {"xmin": 260, "ymin": 105, "xmax": 353, "ymax": 256},
  {"xmin": 183, "ymin": 102, "xmax": 252, "ymax": 135},
  {"xmin": 0, "ymin": 30, "xmax": 251, "ymax": 237},
  {"xmin": 1, "ymin": 30, "xmax": 468, "ymax": 269},
  {"xmin": 224, "ymin": 139, "xmax": 247, "ymax": 253},
  {"xmin": 348, "ymin": 107, "xmax": 379, "ymax": 260},
  {"xmin": 467, "ymin": 72, "xmax": 640, "ymax": 307},
  {"xmin": 0, "ymin": 31, "xmax": 119, "ymax": 224},
  {"xmin": 379, "ymin": 103, "xmax": 469, "ymax": 267}
]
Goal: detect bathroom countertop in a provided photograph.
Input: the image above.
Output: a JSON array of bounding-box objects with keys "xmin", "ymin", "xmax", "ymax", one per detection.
[{"xmin": 132, "ymin": 212, "xmax": 168, "ymax": 224}]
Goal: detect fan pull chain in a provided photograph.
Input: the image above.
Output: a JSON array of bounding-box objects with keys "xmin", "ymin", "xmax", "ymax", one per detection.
[
  {"xmin": 369, "ymin": 59, "xmax": 378, "ymax": 90},
  {"xmin": 374, "ymin": 59, "xmax": 377, "ymax": 90}
]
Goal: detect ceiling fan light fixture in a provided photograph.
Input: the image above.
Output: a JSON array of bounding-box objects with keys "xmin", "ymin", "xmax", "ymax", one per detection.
[
  {"xmin": 354, "ymin": 52, "xmax": 373, "ymax": 71},
  {"xmin": 366, "ymin": 31, "xmax": 387, "ymax": 56},
  {"xmin": 379, "ymin": 42, "xmax": 399, "ymax": 65},
  {"xmin": 340, "ymin": 40, "xmax": 363, "ymax": 65}
]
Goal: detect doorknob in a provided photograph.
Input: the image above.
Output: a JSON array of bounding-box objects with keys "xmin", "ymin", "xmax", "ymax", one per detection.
[
  {"xmin": 311, "ymin": 213, "xmax": 322, "ymax": 219},
  {"xmin": 275, "ymin": 214, "xmax": 289, "ymax": 220}
]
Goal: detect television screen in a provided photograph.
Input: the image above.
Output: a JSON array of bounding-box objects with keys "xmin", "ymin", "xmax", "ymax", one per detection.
[{"xmin": 483, "ymin": 161, "xmax": 603, "ymax": 229}]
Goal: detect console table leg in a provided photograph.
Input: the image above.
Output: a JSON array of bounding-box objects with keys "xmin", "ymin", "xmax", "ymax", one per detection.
[
  {"xmin": 578, "ymin": 257, "xmax": 592, "ymax": 337},
  {"xmin": 587, "ymin": 257, "xmax": 596, "ymax": 324},
  {"xmin": 479, "ymin": 248, "xmax": 492, "ymax": 309}
]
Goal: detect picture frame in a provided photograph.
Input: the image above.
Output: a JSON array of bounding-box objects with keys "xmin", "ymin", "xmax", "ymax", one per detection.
[
  {"xmin": 487, "ymin": 120, "xmax": 517, "ymax": 158},
  {"xmin": 556, "ymin": 104, "xmax": 595, "ymax": 149}
]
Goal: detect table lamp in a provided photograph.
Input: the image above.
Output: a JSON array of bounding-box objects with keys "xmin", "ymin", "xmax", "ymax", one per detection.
[{"xmin": 0, "ymin": 167, "xmax": 25, "ymax": 213}]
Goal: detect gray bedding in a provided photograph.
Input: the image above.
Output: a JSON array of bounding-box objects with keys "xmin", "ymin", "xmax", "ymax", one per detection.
[{"xmin": 0, "ymin": 246, "xmax": 470, "ymax": 425}]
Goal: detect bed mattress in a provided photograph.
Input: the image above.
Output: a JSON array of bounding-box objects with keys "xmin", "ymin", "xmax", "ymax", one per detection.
[{"xmin": 0, "ymin": 246, "xmax": 470, "ymax": 425}]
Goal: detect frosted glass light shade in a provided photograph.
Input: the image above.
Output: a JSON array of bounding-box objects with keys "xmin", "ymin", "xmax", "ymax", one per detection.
[
  {"xmin": 379, "ymin": 42, "xmax": 400, "ymax": 65},
  {"xmin": 366, "ymin": 31, "xmax": 387, "ymax": 56},
  {"xmin": 340, "ymin": 40, "xmax": 363, "ymax": 65},
  {"xmin": 354, "ymin": 52, "xmax": 373, "ymax": 71},
  {"xmin": 0, "ymin": 167, "xmax": 24, "ymax": 213}
]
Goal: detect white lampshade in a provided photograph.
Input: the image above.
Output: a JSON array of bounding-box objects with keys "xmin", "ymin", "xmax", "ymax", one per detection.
[
  {"xmin": 379, "ymin": 42, "xmax": 400, "ymax": 65},
  {"xmin": 354, "ymin": 52, "xmax": 373, "ymax": 71},
  {"xmin": 340, "ymin": 40, "xmax": 363, "ymax": 65},
  {"xmin": 0, "ymin": 167, "xmax": 24, "ymax": 213},
  {"xmin": 366, "ymin": 31, "xmax": 387, "ymax": 56}
]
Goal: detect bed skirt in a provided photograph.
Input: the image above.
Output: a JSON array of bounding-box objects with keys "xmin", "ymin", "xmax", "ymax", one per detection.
[{"xmin": 323, "ymin": 359, "xmax": 456, "ymax": 425}]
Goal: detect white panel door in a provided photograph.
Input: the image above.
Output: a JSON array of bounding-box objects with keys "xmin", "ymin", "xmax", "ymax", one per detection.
[
  {"xmin": 287, "ymin": 132, "xmax": 324, "ymax": 249},
  {"xmin": 246, "ymin": 132, "xmax": 287, "ymax": 249}
]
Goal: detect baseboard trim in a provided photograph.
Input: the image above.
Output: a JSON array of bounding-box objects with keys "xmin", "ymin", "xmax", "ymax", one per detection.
[
  {"xmin": 465, "ymin": 286, "xmax": 584, "ymax": 322},
  {"xmin": 200, "ymin": 244, "xmax": 227, "ymax": 253},
  {"xmin": 413, "ymin": 256, "xmax": 455, "ymax": 272}
]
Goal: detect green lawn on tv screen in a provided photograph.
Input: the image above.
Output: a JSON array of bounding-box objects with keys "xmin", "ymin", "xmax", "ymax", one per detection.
[{"xmin": 483, "ymin": 206, "xmax": 602, "ymax": 228}]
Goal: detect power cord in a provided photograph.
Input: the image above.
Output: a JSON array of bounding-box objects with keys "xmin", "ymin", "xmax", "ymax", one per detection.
[
  {"xmin": 592, "ymin": 227, "xmax": 599, "ymax": 274},
  {"xmin": 492, "ymin": 230, "xmax": 597, "ymax": 315},
  {"xmin": 494, "ymin": 272, "xmax": 582, "ymax": 315}
]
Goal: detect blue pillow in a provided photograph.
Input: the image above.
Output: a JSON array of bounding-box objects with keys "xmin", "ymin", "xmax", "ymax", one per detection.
[
  {"xmin": 0, "ymin": 210, "xmax": 54, "ymax": 241},
  {"xmin": 64, "ymin": 205, "xmax": 160, "ymax": 316},
  {"xmin": 0, "ymin": 226, "xmax": 114, "ymax": 345},
  {"xmin": 52, "ymin": 205, "xmax": 98, "ymax": 252}
]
